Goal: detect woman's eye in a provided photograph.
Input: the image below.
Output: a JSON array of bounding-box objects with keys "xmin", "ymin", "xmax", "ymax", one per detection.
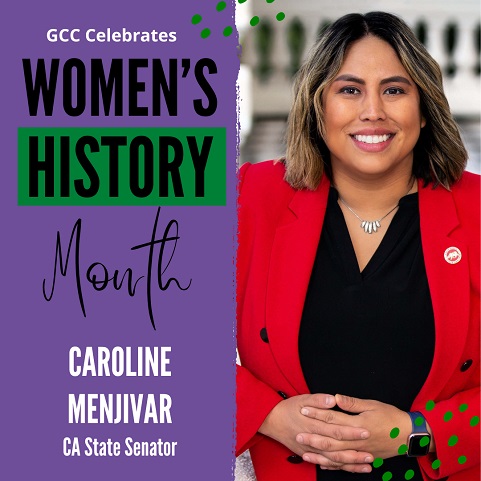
[
  {"xmin": 339, "ymin": 86, "xmax": 360, "ymax": 95},
  {"xmin": 385, "ymin": 87, "xmax": 405, "ymax": 95}
]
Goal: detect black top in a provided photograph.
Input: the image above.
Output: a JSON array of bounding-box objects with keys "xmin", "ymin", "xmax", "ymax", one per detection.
[{"xmin": 299, "ymin": 187, "xmax": 435, "ymax": 481}]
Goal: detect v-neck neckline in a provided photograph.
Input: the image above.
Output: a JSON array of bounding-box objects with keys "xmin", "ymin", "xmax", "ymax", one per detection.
[{"xmin": 328, "ymin": 187, "xmax": 418, "ymax": 282}]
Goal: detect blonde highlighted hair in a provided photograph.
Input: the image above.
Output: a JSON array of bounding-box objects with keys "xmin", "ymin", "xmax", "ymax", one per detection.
[{"xmin": 284, "ymin": 12, "xmax": 467, "ymax": 190}]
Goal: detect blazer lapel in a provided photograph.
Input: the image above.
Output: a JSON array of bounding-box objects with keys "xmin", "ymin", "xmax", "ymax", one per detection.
[
  {"xmin": 265, "ymin": 176, "xmax": 330, "ymax": 395},
  {"xmin": 414, "ymin": 181, "xmax": 470, "ymax": 405}
]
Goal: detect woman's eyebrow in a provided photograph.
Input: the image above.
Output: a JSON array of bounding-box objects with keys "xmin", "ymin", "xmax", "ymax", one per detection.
[
  {"xmin": 333, "ymin": 74, "xmax": 413, "ymax": 86},
  {"xmin": 380, "ymin": 76, "xmax": 412, "ymax": 85},
  {"xmin": 333, "ymin": 75, "xmax": 365, "ymax": 84}
]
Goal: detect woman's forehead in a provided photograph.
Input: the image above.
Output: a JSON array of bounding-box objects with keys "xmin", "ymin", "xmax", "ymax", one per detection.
[{"xmin": 338, "ymin": 35, "xmax": 408, "ymax": 77}]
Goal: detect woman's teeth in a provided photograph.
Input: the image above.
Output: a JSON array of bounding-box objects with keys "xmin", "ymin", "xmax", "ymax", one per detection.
[{"xmin": 353, "ymin": 134, "xmax": 392, "ymax": 144}]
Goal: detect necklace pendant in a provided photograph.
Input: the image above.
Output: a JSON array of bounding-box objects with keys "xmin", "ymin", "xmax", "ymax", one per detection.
[
  {"xmin": 361, "ymin": 220, "xmax": 381, "ymax": 234},
  {"xmin": 338, "ymin": 189, "xmax": 405, "ymax": 236}
]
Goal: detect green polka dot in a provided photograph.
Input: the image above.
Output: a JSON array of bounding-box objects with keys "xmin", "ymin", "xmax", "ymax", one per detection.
[
  {"xmin": 444, "ymin": 411, "xmax": 453, "ymax": 422},
  {"xmin": 398, "ymin": 444, "xmax": 408, "ymax": 455},
  {"xmin": 382, "ymin": 472, "xmax": 393, "ymax": 481},
  {"xmin": 192, "ymin": 14, "xmax": 202, "ymax": 25},
  {"xmin": 448, "ymin": 435, "xmax": 458, "ymax": 446},
  {"xmin": 200, "ymin": 28, "xmax": 211, "ymax": 39},
  {"xmin": 216, "ymin": 1, "xmax": 226, "ymax": 11},
  {"xmin": 415, "ymin": 416, "xmax": 424, "ymax": 426},
  {"xmin": 425, "ymin": 400, "xmax": 436, "ymax": 411},
  {"xmin": 432, "ymin": 459, "xmax": 441, "ymax": 470},
  {"xmin": 390, "ymin": 427, "xmax": 400, "ymax": 439},
  {"xmin": 266, "ymin": 0, "xmax": 275, "ymax": 3},
  {"xmin": 405, "ymin": 470, "xmax": 415, "ymax": 480},
  {"xmin": 420, "ymin": 436, "xmax": 430, "ymax": 447},
  {"xmin": 250, "ymin": 16, "xmax": 260, "ymax": 26},
  {"xmin": 223, "ymin": 26, "xmax": 233, "ymax": 37},
  {"xmin": 373, "ymin": 458, "xmax": 383, "ymax": 468},
  {"xmin": 458, "ymin": 455, "xmax": 467, "ymax": 464},
  {"xmin": 470, "ymin": 415, "xmax": 480, "ymax": 427},
  {"xmin": 238, "ymin": 0, "xmax": 247, "ymax": 3},
  {"xmin": 276, "ymin": 12, "xmax": 286, "ymax": 21},
  {"xmin": 459, "ymin": 403, "xmax": 468, "ymax": 412}
]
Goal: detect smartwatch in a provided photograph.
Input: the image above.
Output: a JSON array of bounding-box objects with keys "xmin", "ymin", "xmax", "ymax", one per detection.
[{"xmin": 407, "ymin": 411, "xmax": 431, "ymax": 457}]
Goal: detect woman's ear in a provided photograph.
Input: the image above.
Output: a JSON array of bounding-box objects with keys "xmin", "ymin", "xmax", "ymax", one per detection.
[{"xmin": 421, "ymin": 116, "xmax": 426, "ymax": 128}]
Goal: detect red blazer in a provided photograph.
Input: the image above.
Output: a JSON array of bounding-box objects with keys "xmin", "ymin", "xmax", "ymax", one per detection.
[{"xmin": 236, "ymin": 160, "xmax": 480, "ymax": 481}]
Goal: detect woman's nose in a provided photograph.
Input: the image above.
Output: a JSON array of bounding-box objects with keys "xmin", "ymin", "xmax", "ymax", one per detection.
[{"xmin": 359, "ymin": 93, "xmax": 387, "ymax": 121}]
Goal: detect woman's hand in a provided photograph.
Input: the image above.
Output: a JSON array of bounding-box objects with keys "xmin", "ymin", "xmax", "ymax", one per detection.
[
  {"xmin": 258, "ymin": 393, "xmax": 374, "ymax": 473},
  {"xmin": 298, "ymin": 393, "xmax": 413, "ymax": 464}
]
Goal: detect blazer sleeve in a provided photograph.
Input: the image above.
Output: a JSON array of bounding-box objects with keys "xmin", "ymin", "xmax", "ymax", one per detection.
[
  {"xmin": 236, "ymin": 162, "xmax": 284, "ymax": 455},
  {"xmin": 419, "ymin": 385, "xmax": 480, "ymax": 480},
  {"xmin": 236, "ymin": 365, "xmax": 284, "ymax": 455}
]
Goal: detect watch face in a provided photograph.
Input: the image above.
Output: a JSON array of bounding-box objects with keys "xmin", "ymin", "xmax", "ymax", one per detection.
[{"xmin": 408, "ymin": 433, "xmax": 431, "ymax": 456}]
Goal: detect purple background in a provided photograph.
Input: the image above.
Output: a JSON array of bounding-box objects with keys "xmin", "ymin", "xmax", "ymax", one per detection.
[{"xmin": 1, "ymin": 1, "xmax": 238, "ymax": 479}]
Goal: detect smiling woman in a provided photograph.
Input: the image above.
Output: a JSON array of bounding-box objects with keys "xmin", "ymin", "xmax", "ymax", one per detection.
[
  {"xmin": 322, "ymin": 37, "xmax": 426, "ymax": 182},
  {"xmin": 236, "ymin": 11, "xmax": 479, "ymax": 481}
]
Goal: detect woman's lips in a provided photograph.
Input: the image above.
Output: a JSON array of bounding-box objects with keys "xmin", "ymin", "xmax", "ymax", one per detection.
[{"xmin": 350, "ymin": 133, "xmax": 395, "ymax": 152}]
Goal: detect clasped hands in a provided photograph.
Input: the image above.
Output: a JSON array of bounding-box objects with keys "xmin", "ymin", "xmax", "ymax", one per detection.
[{"xmin": 258, "ymin": 393, "xmax": 412, "ymax": 473}]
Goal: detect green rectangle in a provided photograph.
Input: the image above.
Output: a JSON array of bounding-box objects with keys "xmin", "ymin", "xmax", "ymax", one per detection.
[{"xmin": 18, "ymin": 127, "xmax": 226, "ymax": 205}]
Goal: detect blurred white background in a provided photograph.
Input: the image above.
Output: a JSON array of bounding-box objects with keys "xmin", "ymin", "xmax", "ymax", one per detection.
[{"xmin": 237, "ymin": 0, "xmax": 480, "ymax": 174}]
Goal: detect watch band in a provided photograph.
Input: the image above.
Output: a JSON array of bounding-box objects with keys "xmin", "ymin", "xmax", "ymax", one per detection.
[
  {"xmin": 407, "ymin": 411, "xmax": 431, "ymax": 457},
  {"xmin": 408, "ymin": 411, "xmax": 427, "ymax": 433}
]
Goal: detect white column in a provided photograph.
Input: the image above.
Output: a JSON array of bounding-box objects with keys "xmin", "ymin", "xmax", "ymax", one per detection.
[
  {"xmin": 452, "ymin": 17, "xmax": 479, "ymax": 80},
  {"xmin": 270, "ymin": 18, "xmax": 290, "ymax": 78},
  {"xmin": 301, "ymin": 17, "xmax": 322, "ymax": 62},
  {"xmin": 425, "ymin": 17, "xmax": 449, "ymax": 73}
]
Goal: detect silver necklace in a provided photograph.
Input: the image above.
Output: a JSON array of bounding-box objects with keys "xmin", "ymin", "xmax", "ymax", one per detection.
[{"xmin": 337, "ymin": 181, "xmax": 415, "ymax": 234}]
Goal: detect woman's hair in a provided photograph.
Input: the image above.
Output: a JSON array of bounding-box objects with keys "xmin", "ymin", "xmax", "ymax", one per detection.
[{"xmin": 283, "ymin": 11, "xmax": 467, "ymax": 190}]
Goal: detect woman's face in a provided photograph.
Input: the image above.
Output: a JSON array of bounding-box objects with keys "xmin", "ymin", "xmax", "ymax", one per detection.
[{"xmin": 322, "ymin": 35, "xmax": 425, "ymax": 182}]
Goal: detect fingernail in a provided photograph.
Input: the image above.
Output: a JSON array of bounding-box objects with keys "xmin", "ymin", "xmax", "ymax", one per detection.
[
  {"xmin": 361, "ymin": 431, "xmax": 369, "ymax": 439},
  {"xmin": 301, "ymin": 408, "xmax": 309, "ymax": 415},
  {"xmin": 320, "ymin": 466, "xmax": 327, "ymax": 470},
  {"xmin": 303, "ymin": 455, "xmax": 310, "ymax": 462},
  {"xmin": 325, "ymin": 395, "xmax": 334, "ymax": 406},
  {"xmin": 296, "ymin": 435, "xmax": 304, "ymax": 443},
  {"xmin": 362, "ymin": 467, "xmax": 370, "ymax": 473},
  {"xmin": 365, "ymin": 456, "xmax": 373, "ymax": 463}
]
